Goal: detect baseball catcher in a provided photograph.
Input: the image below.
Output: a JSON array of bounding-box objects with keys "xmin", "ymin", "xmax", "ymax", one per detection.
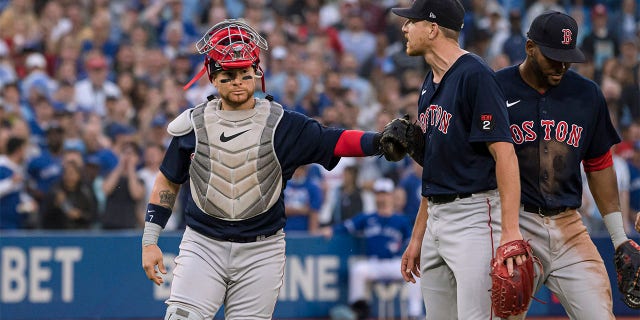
[
  {"xmin": 490, "ymin": 240, "xmax": 540, "ymax": 318},
  {"xmin": 378, "ymin": 114, "xmax": 424, "ymax": 163},
  {"xmin": 614, "ymin": 239, "xmax": 640, "ymax": 309}
]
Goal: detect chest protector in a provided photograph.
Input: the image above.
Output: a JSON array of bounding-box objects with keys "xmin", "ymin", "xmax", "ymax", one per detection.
[{"xmin": 186, "ymin": 98, "xmax": 284, "ymax": 220}]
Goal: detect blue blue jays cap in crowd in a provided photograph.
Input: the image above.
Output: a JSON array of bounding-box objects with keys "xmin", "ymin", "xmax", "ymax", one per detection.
[
  {"xmin": 527, "ymin": 11, "xmax": 586, "ymax": 63},
  {"xmin": 391, "ymin": 0, "xmax": 465, "ymax": 31}
]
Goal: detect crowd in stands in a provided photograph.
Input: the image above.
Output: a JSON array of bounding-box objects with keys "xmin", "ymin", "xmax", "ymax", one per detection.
[{"xmin": 0, "ymin": 0, "xmax": 638, "ymax": 237}]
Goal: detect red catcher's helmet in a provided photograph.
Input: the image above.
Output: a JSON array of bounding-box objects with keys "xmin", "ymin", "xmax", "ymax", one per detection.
[{"xmin": 183, "ymin": 19, "xmax": 268, "ymax": 91}]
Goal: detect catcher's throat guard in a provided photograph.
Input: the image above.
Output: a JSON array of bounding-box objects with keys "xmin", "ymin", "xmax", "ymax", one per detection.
[{"xmin": 184, "ymin": 19, "xmax": 268, "ymax": 91}]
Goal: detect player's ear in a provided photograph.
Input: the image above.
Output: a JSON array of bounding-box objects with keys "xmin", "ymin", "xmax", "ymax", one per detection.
[
  {"xmin": 524, "ymin": 40, "xmax": 536, "ymax": 57},
  {"xmin": 428, "ymin": 22, "xmax": 438, "ymax": 39}
]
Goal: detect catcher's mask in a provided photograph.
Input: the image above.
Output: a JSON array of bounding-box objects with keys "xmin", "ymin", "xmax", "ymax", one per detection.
[{"xmin": 183, "ymin": 19, "xmax": 268, "ymax": 91}]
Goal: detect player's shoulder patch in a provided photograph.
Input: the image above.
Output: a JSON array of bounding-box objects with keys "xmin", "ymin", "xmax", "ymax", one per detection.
[
  {"xmin": 167, "ymin": 108, "xmax": 195, "ymax": 136},
  {"xmin": 479, "ymin": 113, "xmax": 494, "ymax": 131}
]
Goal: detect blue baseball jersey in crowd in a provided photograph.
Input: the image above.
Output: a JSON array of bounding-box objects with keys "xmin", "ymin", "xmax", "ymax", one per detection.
[
  {"xmin": 399, "ymin": 172, "xmax": 421, "ymax": 223},
  {"xmin": 417, "ymin": 53, "xmax": 512, "ymax": 196},
  {"xmin": 334, "ymin": 212, "xmax": 412, "ymax": 260},
  {"xmin": 628, "ymin": 162, "xmax": 640, "ymax": 212},
  {"xmin": 0, "ymin": 159, "xmax": 25, "ymax": 229},
  {"xmin": 283, "ymin": 176, "xmax": 323, "ymax": 231},
  {"xmin": 160, "ymin": 109, "xmax": 377, "ymax": 239},
  {"xmin": 496, "ymin": 66, "xmax": 621, "ymax": 209}
]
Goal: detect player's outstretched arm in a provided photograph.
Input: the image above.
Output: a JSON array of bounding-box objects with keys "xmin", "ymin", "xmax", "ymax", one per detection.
[
  {"xmin": 141, "ymin": 172, "xmax": 181, "ymax": 286},
  {"xmin": 401, "ymin": 196, "xmax": 428, "ymax": 283}
]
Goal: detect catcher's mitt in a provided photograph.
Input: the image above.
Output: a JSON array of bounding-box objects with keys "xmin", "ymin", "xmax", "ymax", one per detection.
[
  {"xmin": 378, "ymin": 115, "xmax": 424, "ymax": 162},
  {"xmin": 490, "ymin": 240, "xmax": 539, "ymax": 318},
  {"xmin": 614, "ymin": 239, "xmax": 640, "ymax": 309}
]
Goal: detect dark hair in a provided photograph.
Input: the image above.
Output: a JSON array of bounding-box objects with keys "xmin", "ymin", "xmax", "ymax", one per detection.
[{"xmin": 6, "ymin": 136, "xmax": 26, "ymax": 155}]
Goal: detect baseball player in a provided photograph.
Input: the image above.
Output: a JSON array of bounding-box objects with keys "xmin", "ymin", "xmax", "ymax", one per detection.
[
  {"xmin": 496, "ymin": 11, "xmax": 640, "ymax": 319},
  {"xmin": 389, "ymin": 0, "xmax": 527, "ymax": 319},
  {"xmin": 140, "ymin": 20, "xmax": 388, "ymax": 320},
  {"xmin": 324, "ymin": 178, "xmax": 423, "ymax": 319}
]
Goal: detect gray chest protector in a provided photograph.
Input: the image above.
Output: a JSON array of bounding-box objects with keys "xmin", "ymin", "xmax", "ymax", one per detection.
[{"xmin": 170, "ymin": 98, "xmax": 284, "ymax": 220}]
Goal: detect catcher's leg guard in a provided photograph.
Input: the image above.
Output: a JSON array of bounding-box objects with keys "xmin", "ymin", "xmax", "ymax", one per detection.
[{"xmin": 165, "ymin": 304, "xmax": 205, "ymax": 320}]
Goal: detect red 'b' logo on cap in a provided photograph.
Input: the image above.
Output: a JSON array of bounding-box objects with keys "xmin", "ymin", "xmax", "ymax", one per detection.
[{"xmin": 561, "ymin": 29, "xmax": 572, "ymax": 45}]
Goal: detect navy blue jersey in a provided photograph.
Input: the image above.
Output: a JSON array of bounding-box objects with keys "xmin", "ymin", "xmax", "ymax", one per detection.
[
  {"xmin": 418, "ymin": 54, "xmax": 512, "ymax": 196},
  {"xmin": 496, "ymin": 66, "xmax": 621, "ymax": 209},
  {"xmin": 160, "ymin": 109, "xmax": 364, "ymax": 239}
]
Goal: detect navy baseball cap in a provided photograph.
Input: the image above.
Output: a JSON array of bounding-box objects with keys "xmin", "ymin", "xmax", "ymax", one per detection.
[
  {"xmin": 391, "ymin": 0, "xmax": 465, "ymax": 31},
  {"xmin": 527, "ymin": 11, "xmax": 585, "ymax": 63}
]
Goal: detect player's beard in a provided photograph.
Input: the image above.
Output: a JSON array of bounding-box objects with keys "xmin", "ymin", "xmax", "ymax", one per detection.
[
  {"xmin": 404, "ymin": 36, "xmax": 426, "ymax": 57},
  {"xmin": 219, "ymin": 88, "xmax": 252, "ymax": 109},
  {"xmin": 530, "ymin": 55, "xmax": 565, "ymax": 88}
]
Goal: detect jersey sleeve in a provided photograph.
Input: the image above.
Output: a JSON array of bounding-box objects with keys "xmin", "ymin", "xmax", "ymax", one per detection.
[
  {"xmin": 584, "ymin": 86, "xmax": 621, "ymax": 160},
  {"xmin": 274, "ymin": 110, "xmax": 343, "ymax": 180},
  {"xmin": 159, "ymin": 132, "xmax": 196, "ymax": 184},
  {"xmin": 466, "ymin": 69, "xmax": 512, "ymax": 143}
]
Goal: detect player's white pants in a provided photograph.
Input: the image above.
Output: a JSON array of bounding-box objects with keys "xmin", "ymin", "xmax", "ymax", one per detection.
[
  {"xmin": 166, "ymin": 227, "xmax": 286, "ymax": 320},
  {"xmin": 510, "ymin": 209, "xmax": 615, "ymax": 320},
  {"xmin": 348, "ymin": 257, "xmax": 424, "ymax": 317},
  {"xmin": 420, "ymin": 189, "xmax": 502, "ymax": 320}
]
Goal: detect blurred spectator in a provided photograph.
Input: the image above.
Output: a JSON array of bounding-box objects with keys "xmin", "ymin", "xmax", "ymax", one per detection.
[
  {"xmin": 580, "ymin": 4, "xmax": 620, "ymax": 84},
  {"xmin": 140, "ymin": 47, "xmax": 170, "ymax": 88},
  {"xmin": 297, "ymin": 6, "xmax": 343, "ymax": 57},
  {"xmin": 161, "ymin": 21, "xmax": 189, "ymax": 61},
  {"xmin": 484, "ymin": 1, "xmax": 510, "ymax": 63},
  {"xmin": 51, "ymin": 80, "xmax": 79, "ymax": 113},
  {"xmin": 610, "ymin": 0, "xmax": 638, "ymax": 42},
  {"xmin": 26, "ymin": 122, "xmax": 64, "ymax": 202},
  {"xmin": 581, "ymin": 153, "xmax": 631, "ymax": 235},
  {"xmin": 137, "ymin": 142, "xmax": 167, "ymax": 220},
  {"xmin": 322, "ymin": 178, "xmax": 422, "ymax": 319},
  {"xmin": 40, "ymin": 160, "xmax": 97, "ymax": 229},
  {"xmin": 0, "ymin": 137, "xmax": 37, "ymax": 229},
  {"xmin": 267, "ymin": 49, "xmax": 313, "ymax": 107},
  {"xmin": 522, "ymin": 0, "xmax": 563, "ymax": 34},
  {"xmin": 1, "ymin": 82, "xmax": 31, "ymax": 121},
  {"xmin": 325, "ymin": 164, "xmax": 363, "ymax": 226},
  {"xmin": 0, "ymin": 40, "xmax": 17, "ymax": 88},
  {"xmin": 398, "ymin": 160, "xmax": 422, "ymax": 225},
  {"xmin": 338, "ymin": 9, "xmax": 376, "ymax": 73},
  {"xmin": 621, "ymin": 65, "xmax": 640, "ymax": 125},
  {"xmin": 0, "ymin": 0, "xmax": 40, "ymax": 57},
  {"xmin": 74, "ymin": 53, "xmax": 121, "ymax": 117},
  {"xmin": 338, "ymin": 53, "xmax": 379, "ymax": 130},
  {"xmin": 79, "ymin": 8, "xmax": 119, "ymax": 58},
  {"xmin": 21, "ymin": 52, "xmax": 57, "ymax": 101},
  {"xmin": 501, "ymin": 9, "xmax": 527, "ymax": 65},
  {"xmin": 627, "ymin": 141, "xmax": 640, "ymax": 218},
  {"xmin": 141, "ymin": 0, "xmax": 199, "ymax": 46},
  {"xmin": 101, "ymin": 141, "xmax": 145, "ymax": 229},
  {"xmin": 357, "ymin": 112, "xmax": 408, "ymax": 212},
  {"xmin": 284, "ymin": 165, "xmax": 323, "ymax": 234},
  {"xmin": 39, "ymin": 0, "xmax": 72, "ymax": 52},
  {"xmin": 618, "ymin": 36, "xmax": 639, "ymax": 85},
  {"xmin": 358, "ymin": 0, "xmax": 387, "ymax": 34},
  {"xmin": 82, "ymin": 121, "xmax": 118, "ymax": 177}
]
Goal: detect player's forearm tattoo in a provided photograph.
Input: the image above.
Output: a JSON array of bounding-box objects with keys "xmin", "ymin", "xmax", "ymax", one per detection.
[{"xmin": 159, "ymin": 190, "xmax": 176, "ymax": 209}]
